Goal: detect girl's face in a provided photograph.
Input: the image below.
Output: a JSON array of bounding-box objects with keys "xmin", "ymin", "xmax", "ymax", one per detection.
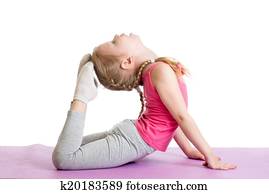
[{"xmin": 94, "ymin": 33, "xmax": 144, "ymax": 57}]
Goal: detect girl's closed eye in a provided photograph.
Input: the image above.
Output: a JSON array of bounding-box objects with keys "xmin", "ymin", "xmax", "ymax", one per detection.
[
  {"xmin": 111, "ymin": 38, "xmax": 117, "ymax": 44},
  {"xmin": 111, "ymin": 36, "xmax": 117, "ymax": 44}
]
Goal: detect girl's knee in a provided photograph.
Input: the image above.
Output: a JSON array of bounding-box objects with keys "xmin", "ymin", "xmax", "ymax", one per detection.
[{"xmin": 52, "ymin": 149, "xmax": 71, "ymax": 170}]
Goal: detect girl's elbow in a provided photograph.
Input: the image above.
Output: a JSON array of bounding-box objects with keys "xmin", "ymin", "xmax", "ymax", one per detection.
[{"xmin": 176, "ymin": 112, "xmax": 191, "ymax": 123}]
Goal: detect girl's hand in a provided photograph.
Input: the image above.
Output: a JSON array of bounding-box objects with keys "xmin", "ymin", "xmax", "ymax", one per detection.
[
  {"xmin": 186, "ymin": 149, "xmax": 205, "ymax": 161},
  {"xmin": 203, "ymin": 155, "xmax": 237, "ymax": 170}
]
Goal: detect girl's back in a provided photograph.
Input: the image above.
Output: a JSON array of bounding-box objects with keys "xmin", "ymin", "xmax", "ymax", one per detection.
[{"xmin": 135, "ymin": 62, "xmax": 188, "ymax": 152}]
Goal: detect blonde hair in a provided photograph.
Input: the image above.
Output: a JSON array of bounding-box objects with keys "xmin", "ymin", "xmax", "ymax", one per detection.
[{"xmin": 90, "ymin": 52, "xmax": 190, "ymax": 118}]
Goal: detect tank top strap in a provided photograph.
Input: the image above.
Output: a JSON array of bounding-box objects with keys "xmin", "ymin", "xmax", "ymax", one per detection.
[{"xmin": 142, "ymin": 62, "xmax": 160, "ymax": 79}]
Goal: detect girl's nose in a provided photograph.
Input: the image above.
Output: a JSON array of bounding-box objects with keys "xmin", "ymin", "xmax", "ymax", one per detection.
[{"xmin": 113, "ymin": 34, "xmax": 119, "ymax": 41}]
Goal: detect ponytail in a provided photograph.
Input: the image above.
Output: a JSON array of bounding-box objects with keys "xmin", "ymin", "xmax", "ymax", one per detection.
[{"xmin": 155, "ymin": 57, "xmax": 191, "ymax": 77}]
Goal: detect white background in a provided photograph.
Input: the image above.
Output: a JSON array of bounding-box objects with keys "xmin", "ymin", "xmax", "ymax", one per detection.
[{"xmin": 0, "ymin": 0, "xmax": 268, "ymax": 147}]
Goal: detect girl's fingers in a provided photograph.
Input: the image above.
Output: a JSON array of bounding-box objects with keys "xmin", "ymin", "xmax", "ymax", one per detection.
[
  {"xmin": 226, "ymin": 163, "xmax": 237, "ymax": 169},
  {"xmin": 220, "ymin": 162, "xmax": 237, "ymax": 170},
  {"xmin": 197, "ymin": 155, "xmax": 205, "ymax": 161},
  {"xmin": 203, "ymin": 160, "xmax": 237, "ymax": 170}
]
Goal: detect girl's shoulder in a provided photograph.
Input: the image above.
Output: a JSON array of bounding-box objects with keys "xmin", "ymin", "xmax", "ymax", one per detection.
[
  {"xmin": 142, "ymin": 61, "xmax": 166, "ymax": 78},
  {"xmin": 150, "ymin": 61, "xmax": 181, "ymax": 87},
  {"xmin": 150, "ymin": 61, "xmax": 173, "ymax": 77}
]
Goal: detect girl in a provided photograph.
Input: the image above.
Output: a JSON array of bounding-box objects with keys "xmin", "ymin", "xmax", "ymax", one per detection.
[{"xmin": 52, "ymin": 33, "xmax": 237, "ymax": 170}]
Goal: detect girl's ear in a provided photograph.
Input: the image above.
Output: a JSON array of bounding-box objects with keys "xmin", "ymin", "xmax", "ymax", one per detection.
[{"xmin": 120, "ymin": 56, "xmax": 134, "ymax": 70}]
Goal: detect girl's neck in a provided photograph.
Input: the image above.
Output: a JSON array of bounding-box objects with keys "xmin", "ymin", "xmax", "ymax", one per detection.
[{"xmin": 135, "ymin": 48, "xmax": 158, "ymax": 68}]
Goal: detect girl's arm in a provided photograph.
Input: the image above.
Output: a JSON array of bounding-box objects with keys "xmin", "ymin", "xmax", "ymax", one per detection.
[
  {"xmin": 152, "ymin": 62, "xmax": 236, "ymax": 170},
  {"xmin": 174, "ymin": 128, "xmax": 205, "ymax": 160},
  {"xmin": 173, "ymin": 127, "xmax": 193, "ymax": 155},
  {"xmin": 152, "ymin": 62, "xmax": 213, "ymax": 157}
]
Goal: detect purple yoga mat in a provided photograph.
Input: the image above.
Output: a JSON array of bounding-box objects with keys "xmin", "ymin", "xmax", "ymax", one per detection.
[{"xmin": 0, "ymin": 144, "xmax": 268, "ymax": 179}]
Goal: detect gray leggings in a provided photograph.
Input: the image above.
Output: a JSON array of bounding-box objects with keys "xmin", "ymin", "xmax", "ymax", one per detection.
[{"xmin": 52, "ymin": 110, "xmax": 156, "ymax": 170}]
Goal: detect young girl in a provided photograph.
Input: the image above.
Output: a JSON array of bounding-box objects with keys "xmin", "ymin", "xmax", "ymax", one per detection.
[{"xmin": 52, "ymin": 33, "xmax": 237, "ymax": 170}]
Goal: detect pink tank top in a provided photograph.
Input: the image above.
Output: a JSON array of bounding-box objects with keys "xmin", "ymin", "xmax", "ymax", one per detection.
[{"xmin": 134, "ymin": 62, "xmax": 188, "ymax": 152}]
